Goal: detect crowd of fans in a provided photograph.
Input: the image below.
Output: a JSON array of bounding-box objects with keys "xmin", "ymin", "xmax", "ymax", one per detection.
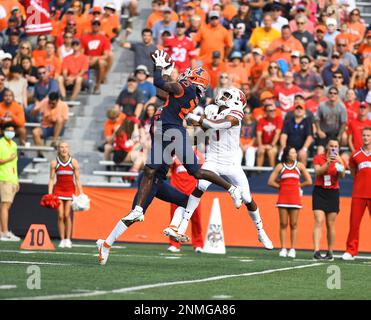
[
  {"xmin": 103, "ymin": 0, "xmax": 370, "ymax": 174},
  {"xmin": 0, "ymin": 0, "xmax": 138, "ymax": 155}
]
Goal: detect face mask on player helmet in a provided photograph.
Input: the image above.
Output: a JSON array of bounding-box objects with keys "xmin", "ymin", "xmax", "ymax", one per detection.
[
  {"xmin": 215, "ymin": 89, "xmax": 233, "ymax": 106},
  {"xmin": 178, "ymin": 67, "xmax": 210, "ymax": 95},
  {"xmin": 224, "ymin": 88, "xmax": 247, "ymax": 109}
]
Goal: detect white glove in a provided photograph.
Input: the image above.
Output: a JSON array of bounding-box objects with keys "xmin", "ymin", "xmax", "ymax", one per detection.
[
  {"xmin": 185, "ymin": 113, "xmax": 201, "ymax": 123},
  {"xmin": 162, "ymin": 62, "xmax": 175, "ymax": 77},
  {"xmin": 151, "ymin": 50, "xmax": 172, "ymax": 69}
]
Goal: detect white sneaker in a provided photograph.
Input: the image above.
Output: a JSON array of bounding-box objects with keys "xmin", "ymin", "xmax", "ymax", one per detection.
[
  {"xmin": 64, "ymin": 239, "xmax": 72, "ymax": 248},
  {"xmin": 279, "ymin": 248, "xmax": 287, "ymax": 257},
  {"xmin": 122, "ymin": 208, "xmax": 144, "ymax": 222},
  {"xmin": 167, "ymin": 245, "xmax": 180, "ymax": 253},
  {"xmin": 163, "ymin": 226, "xmax": 180, "ymax": 242},
  {"xmin": 58, "ymin": 239, "xmax": 66, "ymax": 248},
  {"xmin": 288, "ymin": 248, "xmax": 296, "ymax": 258},
  {"xmin": 0, "ymin": 231, "xmax": 21, "ymax": 242},
  {"xmin": 96, "ymin": 239, "xmax": 110, "ymax": 265},
  {"xmin": 342, "ymin": 252, "xmax": 355, "ymax": 261},
  {"xmin": 229, "ymin": 185, "xmax": 242, "ymax": 209},
  {"xmin": 194, "ymin": 247, "xmax": 203, "ymax": 253},
  {"xmin": 258, "ymin": 229, "xmax": 274, "ymax": 250}
]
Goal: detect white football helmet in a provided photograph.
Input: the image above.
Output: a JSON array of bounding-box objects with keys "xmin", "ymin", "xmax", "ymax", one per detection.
[{"xmin": 215, "ymin": 88, "xmax": 246, "ymax": 109}]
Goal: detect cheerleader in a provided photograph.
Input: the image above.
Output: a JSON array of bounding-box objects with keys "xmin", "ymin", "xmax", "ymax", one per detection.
[
  {"xmin": 48, "ymin": 142, "xmax": 83, "ymax": 248},
  {"xmin": 268, "ymin": 146, "xmax": 312, "ymax": 258}
]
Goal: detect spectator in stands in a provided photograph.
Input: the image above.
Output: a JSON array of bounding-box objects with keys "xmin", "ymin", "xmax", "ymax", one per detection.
[
  {"xmin": 20, "ymin": 56, "xmax": 38, "ymax": 101},
  {"xmin": 256, "ymin": 101, "xmax": 282, "ymax": 167},
  {"xmin": 193, "ymin": 10, "xmax": 233, "ymax": 64},
  {"xmin": 115, "ymin": 75, "xmax": 144, "ymax": 118},
  {"xmin": 2, "ymin": 28, "xmax": 21, "ymax": 58},
  {"xmin": 307, "ymin": 25, "xmax": 333, "ymax": 58},
  {"xmin": 120, "ymin": 28, "xmax": 157, "ymax": 78},
  {"xmin": 254, "ymin": 60, "xmax": 284, "ymax": 93},
  {"xmin": 57, "ymin": 31, "xmax": 74, "ymax": 59},
  {"xmin": 203, "ymin": 50, "xmax": 227, "ymax": 90},
  {"xmin": 293, "ymin": 55, "xmax": 323, "ymax": 98},
  {"xmin": 36, "ymin": 41, "xmax": 61, "ymax": 79},
  {"xmin": 248, "ymin": 13, "xmax": 280, "ymax": 54},
  {"xmin": 248, "ymin": 47, "xmax": 268, "ymax": 87},
  {"xmin": 268, "ymin": 146, "xmax": 312, "ymax": 259},
  {"xmin": 280, "ymin": 100, "xmax": 314, "ymax": 167},
  {"xmin": 321, "ymin": 52, "xmax": 350, "ymax": 86},
  {"xmin": 348, "ymin": 103, "xmax": 371, "ymax": 153},
  {"xmin": 48, "ymin": 141, "xmax": 83, "ymax": 249},
  {"xmin": 32, "ymin": 35, "xmax": 48, "ymax": 63},
  {"xmin": 185, "ymin": 14, "xmax": 201, "ymax": 38},
  {"xmin": 274, "ymin": 71, "xmax": 302, "ymax": 116},
  {"xmin": 5, "ymin": 65, "xmax": 27, "ymax": 108},
  {"xmin": 163, "ymin": 21, "xmax": 196, "ymax": 73},
  {"xmin": 141, "ymin": 104, "xmax": 155, "ymax": 151},
  {"xmin": 34, "ymin": 66, "xmax": 59, "ymax": 103},
  {"xmin": 336, "ymin": 38, "xmax": 358, "ymax": 73},
  {"xmin": 81, "ymin": 19, "xmax": 111, "ymax": 94},
  {"xmin": 241, "ymin": 82, "xmax": 260, "ymax": 112},
  {"xmin": 324, "ymin": 18, "xmax": 340, "ymax": 46},
  {"xmin": 1, "ymin": 52, "xmax": 12, "ymax": 75},
  {"xmin": 134, "ymin": 65, "xmax": 156, "ymax": 107},
  {"xmin": 13, "ymin": 40, "xmax": 33, "ymax": 66},
  {"xmin": 348, "ymin": 8, "xmax": 366, "ymax": 41},
  {"xmin": 292, "ymin": 15, "xmax": 313, "ymax": 51},
  {"xmin": 315, "ymin": 87, "xmax": 347, "ymax": 154},
  {"xmin": 230, "ymin": 0, "xmax": 255, "ymax": 54},
  {"xmin": 312, "ymin": 139, "xmax": 346, "ymax": 261},
  {"xmin": 102, "ymin": 107, "xmax": 126, "ymax": 158},
  {"xmin": 0, "ymin": 73, "xmax": 5, "ymax": 102},
  {"xmin": 268, "ymin": 2, "xmax": 288, "ymax": 33},
  {"xmin": 325, "ymin": 72, "xmax": 347, "ymax": 102},
  {"xmin": 58, "ymin": 39, "xmax": 89, "ymax": 101},
  {"xmin": 306, "ymin": 84, "xmax": 327, "ymax": 115},
  {"xmin": 0, "ymin": 88, "xmax": 26, "ymax": 145},
  {"xmin": 112, "ymin": 118, "xmax": 146, "ymax": 176},
  {"xmin": 240, "ymin": 106, "xmax": 257, "ymax": 167},
  {"xmin": 0, "ymin": 124, "xmax": 20, "ymax": 241},
  {"xmin": 100, "ymin": 3, "xmax": 121, "ymax": 42},
  {"xmin": 350, "ymin": 65, "xmax": 368, "ymax": 101},
  {"xmin": 152, "ymin": 6, "xmax": 176, "ymax": 45},
  {"xmin": 213, "ymin": 72, "xmax": 231, "ymax": 101},
  {"xmin": 266, "ymin": 25, "xmax": 305, "ymax": 64},
  {"xmin": 146, "ymin": 0, "xmax": 178, "ymax": 29},
  {"xmin": 226, "ymin": 51, "xmax": 248, "ymax": 89},
  {"xmin": 31, "ymin": 92, "xmax": 69, "ymax": 152}
]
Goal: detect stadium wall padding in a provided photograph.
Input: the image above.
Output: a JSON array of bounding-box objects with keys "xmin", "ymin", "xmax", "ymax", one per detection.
[{"xmin": 71, "ymin": 186, "xmax": 371, "ymax": 253}]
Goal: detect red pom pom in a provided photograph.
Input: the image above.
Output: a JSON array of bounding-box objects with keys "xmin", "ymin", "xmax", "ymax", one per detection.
[{"xmin": 40, "ymin": 194, "xmax": 61, "ymax": 209}]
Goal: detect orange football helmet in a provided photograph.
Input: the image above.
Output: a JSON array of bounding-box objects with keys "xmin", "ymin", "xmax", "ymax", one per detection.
[{"xmin": 178, "ymin": 67, "xmax": 210, "ymax": 93}]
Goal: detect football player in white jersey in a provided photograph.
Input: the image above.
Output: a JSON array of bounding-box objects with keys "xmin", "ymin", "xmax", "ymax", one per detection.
[{"xmin": 164, "ymin": 88, "xmax": 273, "ymax": 249}]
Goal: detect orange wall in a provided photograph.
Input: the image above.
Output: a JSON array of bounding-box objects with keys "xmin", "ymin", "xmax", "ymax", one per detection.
[{"xmin": 73, "ymin": 187, "xmax": 371, "ymax": 252}]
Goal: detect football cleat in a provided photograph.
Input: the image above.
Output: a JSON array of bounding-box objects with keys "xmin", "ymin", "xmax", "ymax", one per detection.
[
  {"xmin": 313, "ymin": 251, "xmax": 323, "ymax": 261},
  {"xmin": 122, "ymin": 208, "xmax": 144, "ymax": 222},
  {"xmin": 163, "ymin": 226, "xmax": 182, "ymax": 242},
  {"xmin": 96, "ymin": 239, "xmax": 110, "ymax": 265},
  {"xmin": 258, "ymin": 229, "xmax": 274, "ymax": 250},
  {"xmin": 229, "ymin": 185, "xmax": 243, "ymax": 209},
  {"xmin": 194, "ymin": 247, "xmax": 204, "ymax": 253}
]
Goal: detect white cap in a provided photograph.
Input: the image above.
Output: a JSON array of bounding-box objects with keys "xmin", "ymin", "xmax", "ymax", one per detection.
[
  {"xmin": 326, "ymin": 18, "xmax": 337, "ymax": 27},
  {"xmin": 291, "ymin": 50, "xmax": 301, "ymax": 57},
  {"xmin": 252, "ymin": 48, "xmax": 263, "ymax": 56},
  {"xmin": 2, "ymin": 52, "xmax": 12, "ymax": 60}
]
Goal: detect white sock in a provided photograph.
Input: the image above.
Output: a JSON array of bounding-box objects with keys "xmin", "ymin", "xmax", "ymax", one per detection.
[
  {"xmin": 134, "ymin": 205, "xmax": 143, "ymax": 213},
  {"xmin": 248, "ymin": 208, "xmax": 263, "ymax": 231},
  {"xmin": 185, "ymin": 194, "xmax": 200, "ymax": 214},
  {"xmin": 170, "ymin": 207, "xmax": 185, "ymax": 229},
  {"xmin": 178, "ymin": 217, "xmax": 190, "ymax": 235},
  {"xmin": 228, "ymin": 185, "xmax": 235, "ymax": 193},
  {"xmin": 105, "ymin": 220, "xmax": 128, "ymax": 247}
]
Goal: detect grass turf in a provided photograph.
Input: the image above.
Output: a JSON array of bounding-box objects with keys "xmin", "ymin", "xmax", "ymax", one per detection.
[{"xmin": 0, "ymin": 241, "xmax": 370, "ymax": 300}]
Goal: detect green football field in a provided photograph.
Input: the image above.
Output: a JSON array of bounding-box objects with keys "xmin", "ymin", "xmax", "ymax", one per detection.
[{"xmin": 0, "ymin": 241, "xmax": 371, "ymax": 300}]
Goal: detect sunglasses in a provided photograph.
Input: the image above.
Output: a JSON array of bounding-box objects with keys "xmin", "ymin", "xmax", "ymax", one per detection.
[
  {"xmin": 21, "ymin": 46, "xmax": 30, "ymax": 49},
  {"xmin": 360, "ymin": 105, "xmax": 367, "ymax": 109},
  {"xmin": 265, "ymin": 108, "xmax": 275, "ymax": 112},
  {"xmin": 332, "ymin": 56, "xmax": 340, "ymax": 59},
  {"xmin": 210, "ymin": 16, "xmax": 219, "ymax": 20},
  {"xmin": 297, "ymin": 22, "xmax": 305, "ymax": 25},
  {"xmin": 333, "ymin": 75, "xmax": 343, "ymax": 79},
  {"xmin": 38, "ymin": 71, "xmax": 46, "ymax": 75},
  {"xmin": 329, "ymin": 91, "xmax": 338, "ymax": 95},
  {"xmin": 38, "ymin": 38, "xmax": 46, "ymax": 41},
  {"xmin": 300, "ymin": 61, "xmax": 309, "ymax": 64},
  {"xmin": 68, "ymin": 23, "xmax": 76, "ymax": 26},
  {"xmin": 269, "ymin": 66, "xmax": 278, "ymax": 69},
  {"xmin": 220, "ymin": 75, "xmax": 228, "ymax": 79},
  {"xmin": 351, "ymin": 12, "xmax": 360, "ymax": 16},
  {"xmin": 337, "ymin": 44, "xmax": 347, "ymax": 47}
]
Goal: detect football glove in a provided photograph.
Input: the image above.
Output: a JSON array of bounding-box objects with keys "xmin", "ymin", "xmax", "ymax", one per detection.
[
  {"xmin": 151, "ymin": 50, "xmax": 172, "ymax": 69},
  {"xmin": 162, "ymin": 62, "xmax": 175, "ymax": 77}
]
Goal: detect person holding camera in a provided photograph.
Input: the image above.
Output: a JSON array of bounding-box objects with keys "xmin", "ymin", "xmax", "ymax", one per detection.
[{"xmin": 312, "ymin": 139, "xmax": 346, "ymax": 261}]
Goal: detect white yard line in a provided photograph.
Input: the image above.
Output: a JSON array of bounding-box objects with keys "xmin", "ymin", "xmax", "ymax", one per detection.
[
  {"xmin": 71, "ymin": 244, "xmax": 126, "ymax": 249},
  {"xmin": 8, "ymin": 263, "xmax": 324, "ymax": 300},
  {"xmin": 0, "ymin": 285, "xmax": 17, "ymax": 290},
  {"xmin": 333, "ymin": 254, "xmax": 371, "ymax": 260},
  {"xmin": 0, "ymin": 261, "xmax": 71, "ymax": 266}
]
